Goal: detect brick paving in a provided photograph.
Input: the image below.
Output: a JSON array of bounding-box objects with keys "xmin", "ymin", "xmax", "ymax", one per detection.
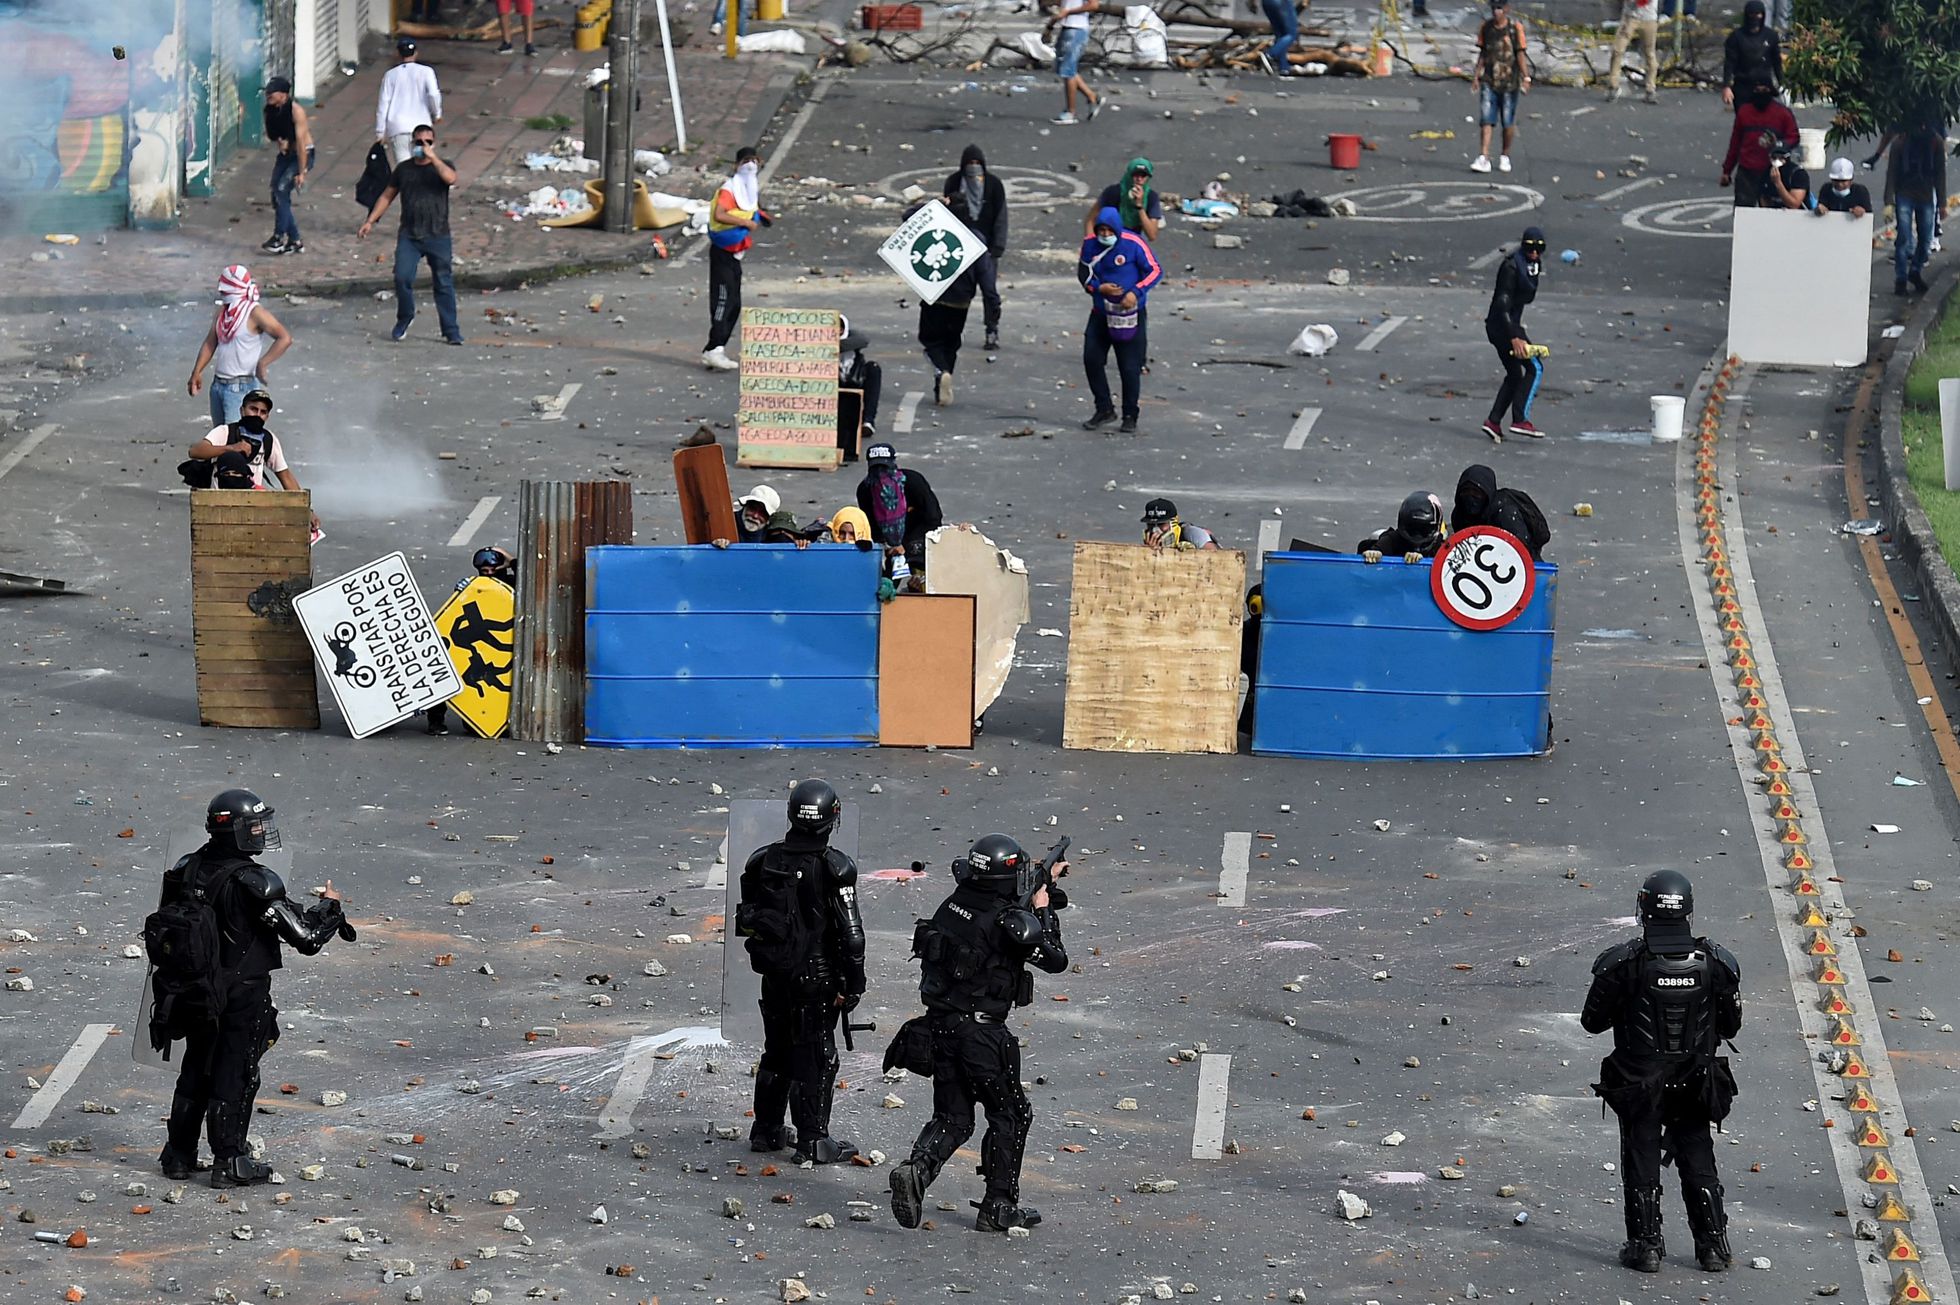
[{"xmin": 0, "ymin": 30, "xmax": 803, "ymax": 311}]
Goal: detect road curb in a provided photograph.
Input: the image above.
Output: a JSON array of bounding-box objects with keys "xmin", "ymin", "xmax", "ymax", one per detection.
[{"xmin": 1870, "ymin": 267, "xmax": 1960, "ymax": 663}]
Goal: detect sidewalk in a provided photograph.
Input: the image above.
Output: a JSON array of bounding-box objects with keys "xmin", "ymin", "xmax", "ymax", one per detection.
[{"xmin": 0, "ymin": 29, "xmax": 808, "ymax": 312}]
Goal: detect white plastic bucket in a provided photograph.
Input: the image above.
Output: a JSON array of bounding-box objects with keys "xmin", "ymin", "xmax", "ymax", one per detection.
[
  {"xmin": 1650, "ymin": 394, "xmax": 1685, "ymax": 443},
  {"xmin": 1799, "ymin": 127, "xmax": 1826, "ymax": 171}
]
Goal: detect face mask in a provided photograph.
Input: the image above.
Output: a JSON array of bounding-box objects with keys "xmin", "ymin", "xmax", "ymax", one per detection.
[
  {"xmin": 738, "ymin": 161, "xmax": 759, "ymax": 178},
  {"xmin": 1097, "ymin": 233, "xmax": 1117, "ymax": 247},
  {"xmin": 963, "ymin": 164, "xmax": 982, "ymax": 178},
  {"xmin": 239, "ymin": 414, "xmax": 267, "ymax": 435},
  {"xmin": 1751, "ymin": 91, "xmax": 1773, "ymax": 107}
]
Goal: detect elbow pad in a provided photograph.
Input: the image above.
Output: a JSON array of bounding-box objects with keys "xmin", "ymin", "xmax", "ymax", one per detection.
[{"xmin": 1000, "ymin": 908, "xmax": 1043, "ymax": 947}]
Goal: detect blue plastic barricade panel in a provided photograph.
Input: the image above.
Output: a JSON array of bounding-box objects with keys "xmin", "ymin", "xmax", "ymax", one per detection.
[
  {"xmin": 585, "ymin": 545, "xmax": 882, "ymax": 747},
  {"xmin": 1251, "ymin": 551, "xmax": 1556, "ymax": 759}
]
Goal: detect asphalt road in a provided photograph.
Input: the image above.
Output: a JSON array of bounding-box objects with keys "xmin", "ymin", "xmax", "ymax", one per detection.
[{"xmin": 1, "ymin": 60, "xmax": 1952, "ymax": 1305}]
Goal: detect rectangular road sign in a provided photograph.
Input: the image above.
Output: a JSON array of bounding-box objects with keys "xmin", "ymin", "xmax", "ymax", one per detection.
[{"xmin": 293, "ymin": 551, "xmax": 461, "ymax": 738}]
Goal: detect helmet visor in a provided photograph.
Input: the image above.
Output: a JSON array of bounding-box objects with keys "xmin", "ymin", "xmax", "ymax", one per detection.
[{"xmin": 235, "ymin": 810, "xmax": 281, "ymax": 855}]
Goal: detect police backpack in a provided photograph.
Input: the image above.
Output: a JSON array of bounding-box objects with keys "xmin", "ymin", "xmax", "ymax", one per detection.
[
  {"xmin": 736, "ymin": 847, "xmax": 835, "ymax": 981},
  {"xmin": 141, "ymin": 857, "xmax": 239, "ymax": 1055}
]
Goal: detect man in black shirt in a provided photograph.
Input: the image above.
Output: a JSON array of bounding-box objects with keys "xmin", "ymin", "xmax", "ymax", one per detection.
[
  {"xmin": 1762, "ymin": 145, "xmax": 1809, "ymax": 210},
  {"xmin": 1813, "ymin": 157, "xmax": 1871, "ymax": 217},
  {"xmin": 261, "ymin": 78, "xmax": 314, "ymax": 255},
  {"xmin": 357, "ymin": 123, "xmax": 463, "ymax": 345},
  {"xmin": 1481, "ymin": 225, "xmax": 1546, "ymax": 442}
]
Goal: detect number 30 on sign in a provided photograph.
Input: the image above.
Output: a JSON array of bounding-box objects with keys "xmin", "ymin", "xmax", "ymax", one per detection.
[{"xmin": 1430, "ymin": 526, "xmax": 1536, "ymax": 631}]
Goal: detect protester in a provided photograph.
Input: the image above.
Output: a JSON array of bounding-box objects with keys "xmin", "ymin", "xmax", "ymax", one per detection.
[
  {"xmin": 497, "ymin": 0, "xmax": 538, "ymax": 56},
  {"xmin": 184, "ymin": 388, "xmax": 319, "ymax": 536},
  {"xmin": 1719, "ymin": 78, "xmax": 1797, "ymax": 208},
  {"xmin": 857, "ymin": 442, "xmax": 943, "ymax": 587},
  {"xmin": 838, "ymin": 316, "xmax": 882, "ymax": 458},
  {"xmin": 1604, "ymin": 0, "xmax": 1660, "ymax": 103},
  {"xmin": 375, "ymin": 38, "xmax": 442, "ymax": 166},
  {"xmin": 187, "ymin": 267, "xmax": 293, "ymax": 427},
  {"xmin": 1869, "ymin": 124, "xmax": 1948, "ymax": 254},
  {"xmin": 1719, "ymin": 1, "xmax": 1779, "ymax": 107},
  {"xmin": 1890, "ymin": 119, "xmax": 1944, "ymax": 295},
  {"xmin": 919, "ymin": 206, "xmax": 980, "ymax": 407},
  {"xmin": 1141, "ymin": 498, "xmax": 1218, "ymax": 550},
  {"xmin": 1357, "ymin": 491, "xmax": 1446, "ymax": 560},
  {"xmin": 739, "ymin": 485, "xmax": 781, "ymax": 542},
  {"xmin": 1471, "ymin": 0, "xmax": 1529, "ymax": 175},
  {"xmin": 703, "ymin": 146, "xmax": 769, "ymax": 372},
  {"xmin": 1238, "ymin": 583, "xmax": 1262, "ymax": 739},
  {"xmin": 1451, "ymin": 464, "xmax": 1550, "ymax": 559},
  {"xmin": 1258, "ymin": 0, "xmax": 1298, "ymax": 76},
  {"xmin": 942, "ymin": 145, "xmax": 1008, "ymax": 352},
  {"xmin": 1042, "ymin": 0, "xmax": 1101, "ymax": 126},
  {"xmin": 1813, "ymin": 158, "xmax": 1872, "ymax": 217},
  {"xmin": 261, "ymin": 79, "xmax": 314, "ymax": 255},
  {"xmin": 1078, "ymin": 206, "xmax": 1162, "ymax": 435},
  {"xmin": 1088, "ymin": 158, "xmax": 1161, "ymax": 244},
  {"xmin": 358, "ymin": 124, "xmax": 463, "ymax": 346},
  {"xmin": 1480, "ymin": 226, "xmax": 1547, "ymax": 442},
  {"xmin": 1762, "ymin": 143, "xmax": 1810, "ymax": 210},
  {"xmin": 827, "ymin": 506, "xmax": 872, "ymax": 545}
]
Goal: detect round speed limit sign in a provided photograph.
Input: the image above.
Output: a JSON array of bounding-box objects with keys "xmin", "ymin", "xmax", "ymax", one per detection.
[{"xmin": 1430, "ymin": 526, "xmax": 1536, "ymax": 631}]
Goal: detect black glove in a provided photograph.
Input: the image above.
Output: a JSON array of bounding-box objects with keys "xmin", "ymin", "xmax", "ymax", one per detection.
[
  {"xmin": 841, "ymin": 991, "xmax": 861, "ymax": 1014},
  {"xmin": 756, "ymin": 210, "xmax": 774, "ymax": 228}
]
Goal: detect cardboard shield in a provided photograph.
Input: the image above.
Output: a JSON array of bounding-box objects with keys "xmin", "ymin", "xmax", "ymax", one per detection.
[
  {"xmin": 434, "ymin": 576, "xmax": 516, "ymax": 738},
  {"xmin": 721, "ymin": 798, "xmax": 860, "ymax": 1048}
]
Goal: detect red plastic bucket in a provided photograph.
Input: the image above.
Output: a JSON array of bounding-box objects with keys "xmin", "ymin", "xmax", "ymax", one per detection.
[{"xmin": 1327, "ymin": 133, "xmax": 1362, "ymax": 170}]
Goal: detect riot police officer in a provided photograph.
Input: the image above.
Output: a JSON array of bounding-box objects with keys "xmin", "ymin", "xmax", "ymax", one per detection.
[
  {"xmin": 1582, "ymin": 869, "xmax": 1741, "ymax": 1274},
  {"xmin": 887, "ymin": 833, "xmax": 1068, "ymax": 1235},
  {"xmin": 147, "ymin": 789, "xmax": 352, "ymax": 1187},
  {"xmin": 736, "ymin": 779, "xmax": 867, "ymax": 1164}
]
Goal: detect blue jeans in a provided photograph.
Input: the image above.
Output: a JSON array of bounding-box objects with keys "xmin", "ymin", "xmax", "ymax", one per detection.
[
  {"xmin": 1896, "ymin": 197, "xmax": 1937, "ymax": 284},
  {"xmin": 1260, "ymin": 0, "xmax": 1297, "ymax": 68},
  {"xmin": 394, "ymin": 232, "xmax": 461, "ymax": 341},
  {"xmin": 1056, "ymin": 25, "xmax": 1088, "ymax": 79},
  {"xmin": 1479, "ymin": 86, "xmax": 1520, "ymax": 128},
  {"xmin": 270, "ymin": 146, "xmax": 314, "ymax": 241},
  {"xmin": 209, "ymin": 374, "xmax": 255, "ymax": 427}
]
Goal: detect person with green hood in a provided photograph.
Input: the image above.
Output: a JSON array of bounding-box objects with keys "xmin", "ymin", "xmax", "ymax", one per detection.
[{"xmin": 1087, "ymin": 158, "xmax": 1161, "ymax": 244}]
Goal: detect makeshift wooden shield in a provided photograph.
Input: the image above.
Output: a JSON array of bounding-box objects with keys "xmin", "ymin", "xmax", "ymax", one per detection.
[{"xmin": 674, "ymin": 444, "xmax": 739, "ymax": 545}]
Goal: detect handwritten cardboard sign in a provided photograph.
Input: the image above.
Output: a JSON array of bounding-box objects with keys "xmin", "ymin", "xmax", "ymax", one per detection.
[{"xmin": 737, "ymin": 307, "xmax": 840, "ymax": 470}]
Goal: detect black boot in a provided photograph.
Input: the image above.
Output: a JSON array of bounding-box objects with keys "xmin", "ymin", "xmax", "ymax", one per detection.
[
  {"xmin": 158, "ymin": 1149, "xmax": 196, "ymax": 1181},
  {"xmin": 889, "ymin": 1160, "xmax": 926, "ymax": 1229},
  {"xmin": 975, "ymin": 1194, "xmax": 1042, "ymax": 1233},
  {"xmin": 1618, "ymin": 1183, "xmax": 1664, "ymax": 1272},
  {"xmin": 792, "ymin": 1134, "xmax": 858, "ymax": 1165},
  {"xmin": 750, "ymin": 1070, "xmax": 791, "ymax": 1151},
  {"xmin": 1683, "ymin": 1183, "xmax": 1733, "ymax": 1272},
  {"xmin": 211, "ymin": 1155, "xmax": 273, "ymax": 1188}
]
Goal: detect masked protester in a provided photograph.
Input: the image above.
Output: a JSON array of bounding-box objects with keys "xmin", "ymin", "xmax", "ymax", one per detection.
[
  {"xmin": 1582, "ymin": 871, "xmax": 1741, "ymax": 1275},
  {"xmin": 1482, "ymin": 227, "xmax": 1547, "ymax": 442},
  {"xmin": 1813, "ymin": 157, "xmax": 1872, "ymax": 218},
  {"xmin": 856, "ymin": 443, "xmax": 943, "ymax": 589},
  {"xmin": 1140, "ymin": 497, "xmax": 1219, "ymax": 550},
  {"xmin": 186, "ymin": 265, "xmax": 293, "ymax": 426},
  {"xmin": 702, "ymin": 146, "xmax": 771, "ymax": 372},
  {"xmin": 887, "ymin": 834, "xmax": 1069, "ymax": 1235},
  {"xmin": 1719, "ymin": 0, "xmax": 1780, "ymax": 108},
  {"xmin": 917, "ymin": 204, "xmax": 981, "ymax": 407},
  {"xmin": 942, "ymin": 145, "xmax": 1008, "ymax": 352},
  {"xmin": 146, "ymin": 791, "xmax": 353, "ymax": 1187},
  {"xmin": 1078, "ymin": 206, "xmax": 1163, "ymax": 434},
  {"xmin": 425, "ymin": 546, "xmax": 518, "ymax": 736},
  {"xmin": 736, "ymin": 780, "xmax": 867, "ymax": 1164},
  {"xmin": 838, "ymin": 315, "xmax": 883, "ymax": 457},
  {"xmin": 1358, "ymin": 491, "xmax": 1446, "ymax": 560},
  {"xmin": 1451, "ymin": 464, "xmax": 1550, "ymax": 560},
  {"xmin": 1719, "ymin": 78, "xmax": 1799, "ymax": 208},
  {"xmin": 181, "ymin": 388, "xmax": 319, "ymax": 536}
]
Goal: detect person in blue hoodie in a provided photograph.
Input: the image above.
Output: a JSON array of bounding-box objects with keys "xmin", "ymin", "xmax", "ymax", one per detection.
[{"xmin": 1077, "ymin": 205, "xmax": 1162, "ymax": 434}]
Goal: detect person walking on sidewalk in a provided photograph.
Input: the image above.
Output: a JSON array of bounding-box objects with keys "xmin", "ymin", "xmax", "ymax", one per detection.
[
  {"xmin": 187, "ymin": 266, "xmax": 293, "ymax": 427},
  {"xmin": 703, "ymin": 147, "xmax": 770, "ymax": 372},
  {"xmin": 497, "ymin": 0, "xmax": 538, "ymax": 56},
  {"xmin": 1480, "ymin": 226, "xmax": 1547, "ymax": 442},
  {"xmin": 1471, "ymin": 0, "xmax": 1529, "ymax": 174},
  {"xmin": 1043, "ymin": 0, "xmax": 1101, "ymax": 126},
  {"xmin": 1604, "ymin": 0, "xmax": 1660, "ymax": 103},
  {"xmin": 261, "ymin": 78, "xmax": 314, "ymax": 255},
  {"xmin": 1891, "ymin": 118, "xmax": 1944, "ymax": 296},
  {"xmin": 942, "ymin": 144, "xmax": 1008, "ymax": 352},
  {"xmin": 358, "ymin": 125, "xmax": 464, "ymax": 346},
  {"xmin": 1719, "ymin": 1, "xmax": 1779, "ymax": 108},
  {"xmin": 1718, "ymin": 77, "xmax": 1797, "ymax": 208},
  {"xmin": 1078, "ymin": 205, "xmax": 1162, "ymax": 434},
  {"xmin": 376, "ymin": 39, "xmax": 442, "ymax": 167}
]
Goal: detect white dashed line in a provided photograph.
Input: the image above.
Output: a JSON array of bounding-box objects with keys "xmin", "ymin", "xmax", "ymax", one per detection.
[
  {"xmin": 1597, "ymin": 176, "xmax": 1662, "ymax": 203},
  {"xmin": 1355, "ymin": 316, "xmax": 1408, "ymax": 352},
  {"xmin": 1191, "ymin": 1052, "xmax": 1232, "ymax": 1159},
  {"xmin": 536, "ymin": 383, "xmax": 582, "ymax": 422},
  {"xmin": 1256, "ymin": 518, "xmax": 1281, "ymax": 571},
  {"xmin": 11, "ymin": 1024, "xmax": 115, "ymax": 1129},
  {"xmin": 1567, "ymin": 104, "xmax": 1598, "ymax": 117},
  {"xmin": 0, "ymin": 423, "xmax": 57, "ymax": 485},
  {"xmin": 1469, "ymin": 245, "xmax": 1509, "ymax": 270},
  {"xmin": 1282, "ymin": 407, "xmax": 1321, "ymax": 451},
  {"xmin": 894, "ymin": 392, "xmax": 924, "ymax": 433},
  {"xmin": 447, "ymin": 496, "xmax": 502, "ymax": 548},
  {"xmin": 1218, "ymin": 831, "xmax": 1251, "ymax": 908}
]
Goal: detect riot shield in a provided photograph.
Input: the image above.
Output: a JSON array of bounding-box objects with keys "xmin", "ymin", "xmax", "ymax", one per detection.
[
  {"xmin": 721, "ymin": 799, "xmax": 860, "ymax": 1048},
  {"xmin": 133, "ymin": 827, "xmax": 293, "ymax": 1071}
]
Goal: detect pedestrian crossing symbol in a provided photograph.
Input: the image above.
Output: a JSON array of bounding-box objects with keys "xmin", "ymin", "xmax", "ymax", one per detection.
[
  {"xmin": 434, "ymin": 575, "xmax": 515, "ymax": 738},
  {"xmin": 878, "ymin": 199, "xmax": 986, "ymax": 306}
]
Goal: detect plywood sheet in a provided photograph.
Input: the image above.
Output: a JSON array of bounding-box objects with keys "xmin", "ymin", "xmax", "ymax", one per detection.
[
  {"xmin": 925, "ymin": 525, "xmax": 1029, "ymax": 720},
  {"xmin": 674, "ymin": 443, "xmax": 739, "ymax": 545},
  {"xmin": 879, "ymin": 594, "xmax": 976, "ymax": 748},
  {"xmin": 1728, "ymin": 207, "xmax": 1873, "ymax": 367},
  {"xmin": 190, "ymin": 491, "xmax": 320, "ymax": 730},
  {"xmin": 1062, "ymin": 541, "xmax": 1245, "ymax": 754}
]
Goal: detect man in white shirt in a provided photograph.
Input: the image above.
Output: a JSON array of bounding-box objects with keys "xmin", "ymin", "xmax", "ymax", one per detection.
[
  {"xmin": 1605, "ymin": 0, "xmax": 1661, "ymax": 102},
  {"xmin": 376, "ymin": 38, "xmax": 442, "ymax": 166},
  {"xmin": 185, "ymin": 388, "xmax": 319, "ymax": 534}
]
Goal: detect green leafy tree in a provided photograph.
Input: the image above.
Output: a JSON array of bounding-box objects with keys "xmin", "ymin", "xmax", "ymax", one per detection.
[{"xmin": 1784, "ymin": 0, "xmax": 1960, "ymax": 143}]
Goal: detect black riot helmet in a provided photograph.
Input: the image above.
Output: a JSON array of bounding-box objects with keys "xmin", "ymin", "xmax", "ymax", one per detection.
[
  {"xmin": 787, "ymin": 778, "xmax": 841, "ymax": 837},
  {"xmin": 1397, "ymin": 490, "xmax": 1444, "ymax": 551},
  {"xmin": 964, "ymin": 833, "xmax": 1030, "ymax": 898},
  {"xmin": 1636, "ymin": 869, "xmax": 1694, "ymax": 926},
  {"xmin": 207, "ymin": 788, "xmax": 281, "ymax": 854}
]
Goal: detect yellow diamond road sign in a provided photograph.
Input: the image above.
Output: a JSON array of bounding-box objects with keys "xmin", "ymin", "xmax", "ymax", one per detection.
[{"xmin": 433, "ymin": 576, "xmax": 515, "ymax": 739}]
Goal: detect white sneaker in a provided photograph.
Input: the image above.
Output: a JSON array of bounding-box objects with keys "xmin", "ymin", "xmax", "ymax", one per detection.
[
  {"xmin": 935, "ymin": 371, "xmax": 954, "ymax": 405},
  {"xmin": 1499, "ymin": 155, "xmax": 1512, "ymax": 172},
  {"xmin": 1470, "ymin": 155, "xmax": 1492, "ymax": 174},
  {"xmin": 1053, "ymin": 112, "xmax": 1079, "ymax": 125},
  {"xmin": 701, "ymin": 346, "xmax": 738, "ymax": 372}
]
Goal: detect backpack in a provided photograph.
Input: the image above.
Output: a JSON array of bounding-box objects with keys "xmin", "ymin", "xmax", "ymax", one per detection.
[
  {"xmin": 1494, "ymin": 485, "xmax": 1551, "ymax": 558},
  {"xmin": 736, "ymin": 846, "xmax": 832, "ymax": 982},
  {"xmin": 867, "ymin": 468, "xmax": 909, "ymax": 546},
  {"xmin": 355, "ymin": 142, "xmax": 393, "ymax": 211},
  {"xmin": 142, "ymin": 855, "xmax": 241, "ymax": 1056}
]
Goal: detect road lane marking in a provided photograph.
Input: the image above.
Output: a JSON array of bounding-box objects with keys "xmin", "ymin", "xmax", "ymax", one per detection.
[
  {"xmin": 1355, "ymin": 316, "xmax": 1407, "ymax": 353},
  {"xmin": 0, "ymin": 423, "xmax": 58, "ymax": 486},
  {"xmin": 1597, "ymin": 176, "xmax": 1661, "ymax": 203},
  {"xmin": 537, "ymin": 382, "xmax": 582, "ymax": 422},
  {"xmin": 594, "ymin": 1025, "xmax": 728, "ymax": 1139},
  {"xmin": 11, "ymin": 1024, "xmax": 115, "ymax": 1129},
  {"xmin": 447, "ymin": 496, "xmax": 502, "ymax": 548},
  {"xmin": 1191, "ymin": 1052, "xmax": 1231, "ymax": 1159},
  {"xmin": 1218, "ymin": 831, "xmax": 1251, "ymax": 908},
  {"xmin": 894, "ymin": 391, "xmax": 923, "ymax": 433},
  {"xmin": 1468, "ymin": 245, "xmax": 1508, "ymax": 270},
  {"xmin": 1567, "ymin": 104, "xmax": 1597, "ymax": 117},
  {"xmin": 1256, "ymin": 518, "xmax": 1281, "ymax": 571},
  {"xmin": 1282, "ymin": 408, "xmax": 1321, "ymax": 451}
]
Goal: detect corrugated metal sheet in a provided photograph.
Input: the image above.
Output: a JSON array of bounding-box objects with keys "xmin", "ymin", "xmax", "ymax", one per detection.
[
  {"xmin": 584, "ymin": 546, "xmax": 882, "ymax": 748},
  {"xmin": 1251, "ymin": 552, "xmax": 1556, "ymax": 759},
  {"xmin": 312, "ymin": 0, "xmax": 341, "ymax": 89},
  {"xmin": 510, "ymin": 480, "xmax": 634, "ymax": 743}
]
